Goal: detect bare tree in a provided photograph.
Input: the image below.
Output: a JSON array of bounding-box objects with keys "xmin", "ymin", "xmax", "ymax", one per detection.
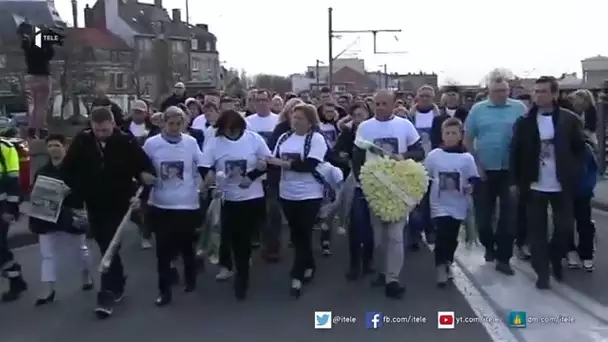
[
  {"xmin": 481, "ymin": 67, "xmax": 517, "ymax": 86},
  {"xmin": 254, "ymin": 74, "xmax": 292, "ymax": 94}
]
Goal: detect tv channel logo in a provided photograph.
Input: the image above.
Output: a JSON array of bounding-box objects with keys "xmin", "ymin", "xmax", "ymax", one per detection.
[
  {"xmin": 365, "ymin": 312, "xmax": 383, "ymax": 329},
  {"xmin": 508, "ymin": 311, "xmax": 527, "ymax": 328},
  {"xmin": 437, "ymin": 311, "xmax": 455, "ymax": 329},
  {"xmin": 314, "ymin": 311, "xmax": 332, "ymax": 329}
]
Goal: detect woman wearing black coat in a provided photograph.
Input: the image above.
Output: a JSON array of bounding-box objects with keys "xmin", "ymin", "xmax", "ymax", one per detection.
[{"xmin": 30, "ymin": 134, "xmax": 93, "ymax": 306}]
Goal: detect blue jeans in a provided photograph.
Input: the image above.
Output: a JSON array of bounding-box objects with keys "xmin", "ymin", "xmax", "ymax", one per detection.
[{"xmin": 348, "ymin": 188, "xmax": 374, "ymax": 267}]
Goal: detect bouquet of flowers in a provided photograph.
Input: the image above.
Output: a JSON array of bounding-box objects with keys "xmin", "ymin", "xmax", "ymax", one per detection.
[{"xmin": 355, "ymin": 139, "xmax": 429, "ymax": 223}]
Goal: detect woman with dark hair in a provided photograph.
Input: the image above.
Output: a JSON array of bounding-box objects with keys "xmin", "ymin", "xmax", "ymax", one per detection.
[
  {"xmin": 268, "ymin": 104, "xmax": 328, "ymax": 298},
  {"xmin": 333, "ymin": 102, "xmax": 375, "ymax": 280},
  {"xmin": 142, "ymin": 106, "xmax": 206, "ymax": 306},
  {"xmin": 199, "ymin": 110, "xmax": 270, "ymax": 300}
]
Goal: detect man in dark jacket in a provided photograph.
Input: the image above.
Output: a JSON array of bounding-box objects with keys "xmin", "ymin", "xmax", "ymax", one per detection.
[
  {"xmin": 430, "ymin": 85, "xmax": 469, "ymax": 149},
  {"xmin": 510, "ymin": 76, "xmax": 585, "ymax": 289},
  {"xmin": 91, "ymin": 88, "xmax": 125, "ymax": 127},
  {"xmin": 160, "ymin": 82, "xmax": 188, "ymax": 111},
  {"xmin": 61, "ymin": 107, "xmax": 155, "ymax": 319}
]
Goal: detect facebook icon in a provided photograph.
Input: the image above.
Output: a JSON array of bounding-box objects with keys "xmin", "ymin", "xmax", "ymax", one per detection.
[{"xmin": 365, "ymin": 312, "xmax": 383, "ymax": 329}]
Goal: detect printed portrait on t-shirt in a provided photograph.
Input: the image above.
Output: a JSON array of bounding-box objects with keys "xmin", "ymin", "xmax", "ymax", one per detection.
[
  {"xmin": 225, "ymin": 160, "xmax": 247, "ymax": 181},
  {"xmin": 540, "ymin": 139, "xmax": 554, "ymax": 166},
  {"xmin": 280, "ymin": 152, "xmax": 301, "ymax": 181},
  {"xmin": 418, "ymin": 128, "xmax": 431, "ymax": 154},
  {"xmin": 322, "ymin": 130, "xmax": 337, "ymax": 146},
  {"xmin": 373, "ymin": 137, "xmax": 399, "ymax": 155},
  {"xmin": 160, "ymin": 161, "xmax": 184, "ymax": 188},
  {"xmin": 438, "ymin": 171, "xmax": 460, "ymax": 193},
  {"xmin": 258, "ymin": 131, "xmax": 272, "ymax": 143}
]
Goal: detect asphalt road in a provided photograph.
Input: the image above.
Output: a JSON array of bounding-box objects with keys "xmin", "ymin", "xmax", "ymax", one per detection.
[
  {"xmin": 1, "ymin": 225, "xmax": 493, "ymax": 342},
  {"xmin": 3, "ymin": 207, "xmax": 608, "ymax": 342}
]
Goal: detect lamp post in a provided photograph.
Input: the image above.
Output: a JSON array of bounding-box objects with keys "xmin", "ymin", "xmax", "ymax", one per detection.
[{"xmin": 315, "ymin": 59, "xmax": 324, "ymax": 90}]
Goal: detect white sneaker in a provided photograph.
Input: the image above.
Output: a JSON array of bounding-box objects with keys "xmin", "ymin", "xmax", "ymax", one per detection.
[
  {"xmin": 141, "ymin": 239, "xmax": 152, "ymax": 249},
  {"xmin": 215, "ymin": 268, "xmax": 234, "ymax": 281},
  {"xmin": 566, "ymin": 251, "xmax": 581, "ymax": 269},
  {"xmin": 446, "ymin": 264, "xmax": 454, "ymax": 279},
  {"xmin": 582, "ymin": 259, "xmax": 595, "ymax": 272}
]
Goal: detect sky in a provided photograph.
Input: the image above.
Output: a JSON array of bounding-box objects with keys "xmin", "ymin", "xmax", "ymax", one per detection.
[{"xmin": 56, "ymin": 0, "xmax": 608, "ymax": 85}]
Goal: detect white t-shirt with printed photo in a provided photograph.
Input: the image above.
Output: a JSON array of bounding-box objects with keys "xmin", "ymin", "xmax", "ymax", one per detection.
[
  {"xmin": 356, "ymin": 116, "xmax": 420, "ymax": 155},
  {"xmin": 246, "ymin": 113, "xmax": 279, "ymax": 145},
  {"xmin": 200, "ymin": 130, "xmax": 271, "ymax": 202},
  {"xmin": 413, "ymin": 111, "xmax": 434, "ymax": 154},
  {"xmin": 424, "ymin": 148, "xmax": 479, "ymax": 220},
  {"xmin": 191, "ymin": 114, "xmax": 208, "ymax": 130},
  {"xmin": 318, "ymin": 122, "xmax": 338, "ymax": 147},
  {"xmin": 143, "ymin": 134, "xmax": 204, "ymax": 210},
  {"xmin": 530, "ymin": 115, "xmax": 561, "ymax": 192},
  {"xmin": 273, "ymin": 132, "xmax": 328, "ymax": 201}
]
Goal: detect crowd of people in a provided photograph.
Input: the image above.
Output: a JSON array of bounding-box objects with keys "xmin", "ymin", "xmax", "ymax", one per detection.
[{"xmin": 0, "ymin": 74, "xmax": 599, "ymax": 323}]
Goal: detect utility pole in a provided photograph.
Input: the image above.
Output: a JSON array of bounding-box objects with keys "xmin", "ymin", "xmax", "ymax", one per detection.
[
  {"xmin": 327, "ymin": 7, "xmax": 404, "ymax": 91},
  {"xmin": 383, "ymin": 64, "xmax": 388, "ymax": 89},
  {"xmin": 185, "ymin": 0, "xmax": 190, "ymax": 25},
  {"xmin": 327, "ymin": 8, "xmax": 333, "ymax": 91}
]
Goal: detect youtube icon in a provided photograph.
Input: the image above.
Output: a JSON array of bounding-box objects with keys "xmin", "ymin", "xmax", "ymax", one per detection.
[{"xmin": 437, "ymin": 311, "xmax": 455, "ymax": 329}]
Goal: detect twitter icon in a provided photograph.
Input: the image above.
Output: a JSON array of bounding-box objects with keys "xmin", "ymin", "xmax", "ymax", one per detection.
[{"xmin": 314, "ymin": 311, "xmax": 332, "ymax": 329}]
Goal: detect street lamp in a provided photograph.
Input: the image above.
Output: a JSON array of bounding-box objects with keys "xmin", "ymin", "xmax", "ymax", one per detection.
[{"xmin": 316, "ymin": 59, "xmax": 324, "ymax": 90}]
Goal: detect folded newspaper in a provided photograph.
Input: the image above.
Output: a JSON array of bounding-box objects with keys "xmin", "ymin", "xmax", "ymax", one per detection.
[{"xmin": 22, "ymin": 175, "xmax": 70, "ymax": 223}]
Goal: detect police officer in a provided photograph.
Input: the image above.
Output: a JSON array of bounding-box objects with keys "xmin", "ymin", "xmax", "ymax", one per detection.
[{"xmin": 0, "ymin": 138, "xmax": 27, "ymax": 302}]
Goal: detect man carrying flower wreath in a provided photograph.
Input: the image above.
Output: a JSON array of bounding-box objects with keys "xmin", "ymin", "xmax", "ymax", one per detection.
[{"xmin": 351, "ymin": 90, "xmax": 425, "ymax": 299}]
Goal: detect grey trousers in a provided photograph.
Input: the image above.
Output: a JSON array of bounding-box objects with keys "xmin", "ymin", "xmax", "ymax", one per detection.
[{"xmin": 370, "ymin": 214, "xmax": 406, "ymax": 283}]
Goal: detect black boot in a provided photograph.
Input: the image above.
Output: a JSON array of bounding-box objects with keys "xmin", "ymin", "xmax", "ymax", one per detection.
[
  {"xmin": 1, "ymin": 276, "xmax": 28, "ymax": 302},
  {"xmin": 234, "ymin": 273, "xmax": 249, "ymax": 301}
]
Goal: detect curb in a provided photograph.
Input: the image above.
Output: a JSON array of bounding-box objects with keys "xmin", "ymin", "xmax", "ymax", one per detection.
[
  {"xmin": 591, "ymin": 199, "xmax": 608, "ymax": 212},
  {"xmin": 7, "ymin": 231, "xmax": 38, "ymax": 249}
]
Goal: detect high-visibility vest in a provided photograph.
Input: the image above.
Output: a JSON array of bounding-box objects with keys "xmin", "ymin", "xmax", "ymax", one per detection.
[
  {"xmin": 0, "ymin": 138, "xmax": 21, "ymax": 204},
  {"xmin": 6, "ymin": 138, "xmax": 30, "ymax": 196}
]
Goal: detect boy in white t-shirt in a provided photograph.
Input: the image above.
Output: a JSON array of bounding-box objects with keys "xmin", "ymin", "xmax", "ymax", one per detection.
[{"xmin": 424, "ymin": 118, "xmax": 479, "ymax": 287}]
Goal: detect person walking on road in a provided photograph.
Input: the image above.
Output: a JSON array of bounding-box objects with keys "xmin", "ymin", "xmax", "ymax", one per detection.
[
  {"xmin": 510, "ymin": 76, "xmax": 585, "ymax": 289},
  {"xmin": 0, "ymin": 138, "xmax": 27, "ymax": 302},
  {"xmin": 30, "ymin": 134, "xmax": 94, "ymax": 306},
  {"xmin": 142, "ymin": 106, "xmax": 207, "ymax": 306},
  {"xmin": 61, "ymin": 107, "xmax": 155, "ymax": 319},
  {"xmin": 464, "ymin": 74, "xmax": 527, "ymax": 276}
]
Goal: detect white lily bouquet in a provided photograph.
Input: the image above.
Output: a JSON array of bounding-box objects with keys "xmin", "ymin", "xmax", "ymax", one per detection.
[
  {"xmin": 196, "ymin": 171, "xmax": 226, "ymax": 265},
  {"xmin": 355, "ymin": 139, "xmax": 429, "ymax": 223}
]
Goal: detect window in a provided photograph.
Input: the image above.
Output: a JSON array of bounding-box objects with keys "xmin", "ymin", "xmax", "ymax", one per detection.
[
  {"xmin": 191, "ymin": 38, "xmax": 198, "ymax": 51},
  {"xmin": 110, "ymin": 51, "xmax": 119, "ymax": 62},
  {"xmin": 95, "ymin": 49, "xmax": 110, "ymax": 60},
  {"xmin": 0, "ymin": 55, "xmax": 6, "ymax": 69},
  {"xmin": 191, "ymin": 58, "xmax": 200, "ymax": 71},
  {"xmin": 172, "ymin": 40, "xmax": 186, "ymax": 54},
  {"xmin": 112, "ymin": 73, "xmax": 126, "ymax": 90},
  {"xmin": 205, "ymin": 41, "xmax": 211, "ymax": 51},
  {"xmin": 138, "ymin": 38, "xmax": 152, "ymax": 52}
]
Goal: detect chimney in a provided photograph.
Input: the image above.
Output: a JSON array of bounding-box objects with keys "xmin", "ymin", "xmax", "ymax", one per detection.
[
  {"xmin": 172, "ymin": 9, "xmax": 181, "ymax": 23},
  {"xmin": 71, "ymin": 0, "xmax": 78, "ymax": 27},
  {"xmin": 154, "ymin": 0, "xmax": 162, "ymax": 8},
  {"xmin": 195, "ymin": 23, "xmax": 208, "ymax": 31},
  {"xmin": 84, "ymin": 4, "xmax": 93, "ymax": 28}
]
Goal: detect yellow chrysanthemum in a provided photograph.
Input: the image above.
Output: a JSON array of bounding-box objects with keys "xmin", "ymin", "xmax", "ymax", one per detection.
[{"xmin": 360, "ymin": 157, "xmax": 428, "ymax": 223}]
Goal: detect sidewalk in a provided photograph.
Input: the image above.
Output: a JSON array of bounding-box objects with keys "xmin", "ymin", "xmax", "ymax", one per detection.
[{"xmin": 591, "ymin": 179, "xmax": 608, "ymax": 211}]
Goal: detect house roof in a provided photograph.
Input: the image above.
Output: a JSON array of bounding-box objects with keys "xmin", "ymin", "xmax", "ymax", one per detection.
[
  {"xmin": 117, "ymin": 1, "xmax": 190, "ymax": 38},
  {"xmin": 333, "ymin": 66, "xmax": 376, "ymax": 90},
  {"xmin": 65, "ymin": 28, "xmax": 129, "ymax": 50},
  {"xmin": 0, "ymin": 0, "xmax": 66, "ymax": 47},
  {"xmin": 581, "ymin": 55, "xmax": 608, "ymax": 62}
]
